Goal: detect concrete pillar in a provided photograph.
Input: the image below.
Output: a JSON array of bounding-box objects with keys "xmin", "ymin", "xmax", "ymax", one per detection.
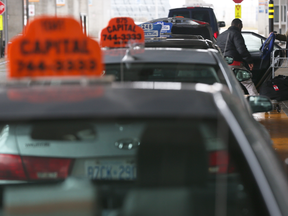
[
  {"xmin": 88, "ymin": 0, "xmax": 111, "ymax": 39},
  {"xmin": 258, "ymin": 0, "xmax": 269, "ymax": 36},
  {"xmin": 7, "ymin": 0, "xmax": 24, "ymax": 42},
  {"xmin": 32, "ymin": 0, "xmax": 56, "ymax": 17}
]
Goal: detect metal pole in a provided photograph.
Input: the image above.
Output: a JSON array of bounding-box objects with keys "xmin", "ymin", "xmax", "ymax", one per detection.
[
  {"xmin": 84, "ymin": 15, "xmax": 86, "ymax": 35},
  {"xmin": 26, "ymin": 0, "xmax": 29, "ymax": 24},
  {"xmin": 3, "ymin": 0, "xmax": 7, "ymax": 48},
  {"xmin": 269, "ymin": 0, "xmax": 274, "ymax": 33},
  {"xmin": 55, "ymin": 0, "xmax": 57, "ymax": 16},
  {"xmin": 279, "ymin": 0, "xmax": 282, "ymax": 34}
]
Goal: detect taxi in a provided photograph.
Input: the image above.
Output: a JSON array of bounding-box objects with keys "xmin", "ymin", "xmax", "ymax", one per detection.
[
  {"xmin": 144, "ymin": 17, "xmax": 215, "ymax": 42},
  {"xmin": 1, "ymin": 16, "xmax": 288, "ymax": 216},
  {"xmin": 100, "ymin": 18, "xmax": 252, "ymax": 114}
]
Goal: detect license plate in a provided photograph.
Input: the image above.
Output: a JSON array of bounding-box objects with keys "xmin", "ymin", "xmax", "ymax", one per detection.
[{"xmin": 85, "ymin": 159, "xmax": 136, "ymax": 180}]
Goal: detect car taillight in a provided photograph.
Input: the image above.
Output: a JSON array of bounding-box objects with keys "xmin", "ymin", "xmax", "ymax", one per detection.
[
  {"xmin": 0, "ymin": 154, "xmax": 26, "ymax": 180},
  {"xmin": 22, "ymin": 156, "xmax": 73, "ymax": 180},
  {"xmin": 214, "ymin": 32, "xmax": 219, "ymax": 38},
  {"xmin": 0, "ymin": 154, "xmax": 73, "ymax": 181},
  {"xmin": 194, "ymin": 20, "xmax": 209, "ymax": 25},
  {"xmin": 209, "ymin": 150, "xmax": 235, "ymax": 174}
]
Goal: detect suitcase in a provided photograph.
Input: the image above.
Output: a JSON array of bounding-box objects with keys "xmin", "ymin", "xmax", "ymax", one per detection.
[{"xmin": 259, "ymin": 75, "xmax": 288, "ymax": 102}]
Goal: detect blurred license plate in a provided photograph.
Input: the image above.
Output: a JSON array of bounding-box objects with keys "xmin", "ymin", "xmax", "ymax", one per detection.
[{"xmin": 85, "ymin": 159, "xmax": 136, "ymax": 180}]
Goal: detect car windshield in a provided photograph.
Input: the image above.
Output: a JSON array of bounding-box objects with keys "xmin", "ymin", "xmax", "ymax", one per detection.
[
  {"xmin": 104, "ymin": 63, "xmax": 223, "ymax": 84},
  {"xmin": 0, "ymin": 118, "xmax": 268, "ymax": 215}
]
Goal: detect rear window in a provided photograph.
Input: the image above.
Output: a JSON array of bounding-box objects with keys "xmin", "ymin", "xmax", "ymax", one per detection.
[
  {"xmin": 31, "ymin": 122, "xmax": 96, "ymax": 141},
  {"xmin": 170, "ymin": 10, "xmax": 190, "ymax": 18},
  {"xmin": 104, "ymin": 63, "xmax": 224, "ymax": 84},
  {"xmin": 191, "ymin": 10, "xmax": 210, "ymax": 23}
]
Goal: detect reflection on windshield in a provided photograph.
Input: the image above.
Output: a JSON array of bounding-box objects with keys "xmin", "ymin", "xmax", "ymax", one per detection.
[
  {"xmin": 0, "ymin": 118, "xmax": 268, "ymax": 215},
  {"xmin": 105, "ymin": 63, "xmax": 221, "ymax": 84}
]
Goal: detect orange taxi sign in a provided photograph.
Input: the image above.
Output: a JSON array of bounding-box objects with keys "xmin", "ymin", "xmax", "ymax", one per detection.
[
  {"xmin": 100, "ymin": 17, "xmax": 144, "ymax": 48},
  {"xmin": 7, "ymin": 16, "xmax": 103, "ymax": 78}
]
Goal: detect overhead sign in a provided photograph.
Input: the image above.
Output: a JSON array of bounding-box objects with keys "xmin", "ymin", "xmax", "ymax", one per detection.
[
  {"xmin": 235, "ymin": 5, "xmax": 241, "ymax": 18},
  {"xmin": 100, "ymin": 17, "xmax": 144, "ymax": 48},
  {"xmin": 0, "ymin": 2, "xmax": 5, "ymax": 15},
  {"xmin": 139, "ymin": 23, "xmax": 162, "ymax": 37},
  {"xmin": 56, "ymin": 0, "xmax": 65, "ymax": 6},
  {"xmin": 7, "ymin": 16, "xmax": 103, "ymax": 78},
  {"xmin": 233, "ymin": 0, "xmax": 243, "ymax": 3}
]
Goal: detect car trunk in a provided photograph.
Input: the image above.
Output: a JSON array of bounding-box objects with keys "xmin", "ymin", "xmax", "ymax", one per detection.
[{"xmin": 4, "ymin": 122, "xmax": 142, "ymax": 181}]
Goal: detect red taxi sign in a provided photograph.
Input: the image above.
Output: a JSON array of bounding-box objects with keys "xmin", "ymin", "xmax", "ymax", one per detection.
[
  {"xmin": 7, "ymin": 16, "xmax": 103, "ymax": 78},
  {"xmin": 100, "ymin": 17, "xmax": 144, "ymax": 48}
]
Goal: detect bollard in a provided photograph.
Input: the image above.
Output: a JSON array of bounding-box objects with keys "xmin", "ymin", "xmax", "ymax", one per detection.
[{"xmin": 269, "ymin": 0, "xmax": 274, "ymax": 33}]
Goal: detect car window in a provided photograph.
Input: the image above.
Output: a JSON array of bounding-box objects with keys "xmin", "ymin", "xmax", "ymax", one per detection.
[
  {"xmin": 31, "ymin": 122, "xmax": 96, "ymax": 141},
  {"xmin": 171, "ymin": 10, "xmax": 190, "ymax": 18},
  {"xmin": 242, "ymin": 33, "xmax": 263, "ymax": 52},
  {"xmin": 104, "ymin": 63, "xmax": 221, "ymax": 84},
  {"xmin": 0, "ymin": 118, "xmax": 269, "ymax": 215},
  {"xmin": 191, "ymin": 10, "xmax": 210, "ymax": 23}
]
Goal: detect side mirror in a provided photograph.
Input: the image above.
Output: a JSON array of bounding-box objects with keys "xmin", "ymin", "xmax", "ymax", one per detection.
[
  {"xmin": 247, "ymin": 95, "xmax": 273, "ymax": 113},
  {"xmin": 218, "ymin": 21, "xmax": 226, "ymax": 28},
  {"xmin": 225, "ymin": 56, "xmax": 234, "ymax": 64},
  {"xmin": 233, "ymin": 68, "xmax": 251, "ymax": 82}
]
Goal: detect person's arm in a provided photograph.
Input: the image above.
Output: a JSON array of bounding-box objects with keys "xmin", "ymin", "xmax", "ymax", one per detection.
[
  {"xmin": 233, "ymin": 32, "xmax": 253, "ymax": 64},
  {"xmin": 275, "ymin": 33, "xmax": 287, "ymax": 41}
]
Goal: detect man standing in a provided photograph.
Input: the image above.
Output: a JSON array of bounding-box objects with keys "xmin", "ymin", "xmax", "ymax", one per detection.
[{"xmin": 217, "ymin": 18, "xmax": 258, "ymax": 95}]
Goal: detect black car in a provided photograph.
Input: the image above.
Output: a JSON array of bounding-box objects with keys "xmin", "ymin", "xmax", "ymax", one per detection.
[
  {"xmin": 146, "ymin": 17, "xmax": 215, "ymax": 42},
  {"xmin": 144, "ymin": 37, "xmax": 220, "ymax": 52},
  {"xmin": 168, "ymin": 7, "xmax": 225, "ymax": 38}
]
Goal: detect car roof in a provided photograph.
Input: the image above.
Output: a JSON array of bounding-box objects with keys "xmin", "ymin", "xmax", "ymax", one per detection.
[
  {"xmin": 104, "ymin": 48, "xmax": 217, "ymax": 65},
  {"xmin": 144, "ymin": 39, "xmax": 214, "ymax": 49},
  {"xmin": 170, "ymin": 7, "xmax": 214, "ymax": 11},
  {"xmin": 168, "ymin": 34, "xmax": 204, "ymax": 39},
  {"xmin": 147, "ymin": 17, "xmax": 200, "ymax": 25},
  {"xmin": 0, "ymin": 82, "xmax": 228, "ymax": 121}
]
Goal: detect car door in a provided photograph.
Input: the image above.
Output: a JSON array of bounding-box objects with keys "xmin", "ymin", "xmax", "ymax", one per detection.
[{"xmin": 241, "ymin": 31, "xmax": 284, "ymax": 88}]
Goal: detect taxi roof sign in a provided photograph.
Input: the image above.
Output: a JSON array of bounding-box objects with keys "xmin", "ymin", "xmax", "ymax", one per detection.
[
  {"xmin": 7, "ymin": 16, "xmax": 103, "ymax": 78},
  {"xmin": 100, "ymin": 17, "xmax": 144, "ymax": 48}
]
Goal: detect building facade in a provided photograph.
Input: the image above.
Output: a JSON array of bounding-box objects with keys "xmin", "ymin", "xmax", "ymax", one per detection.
[{"xmin": 111, "ymin": 0, "xmax": 171, "ymax": 23}]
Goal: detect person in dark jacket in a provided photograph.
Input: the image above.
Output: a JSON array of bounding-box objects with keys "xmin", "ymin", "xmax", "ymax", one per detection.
[
  {"xmin": 217, "ymin": 18, "xmax": 258, "ymax": 95},
  {"xmin": 274, "ymin": 30, "xmax": 288, "ymax": 41}
]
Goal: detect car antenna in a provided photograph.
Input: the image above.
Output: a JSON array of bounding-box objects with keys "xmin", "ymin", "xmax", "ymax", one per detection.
[{"xmin": 122, "ymin": 49, "xmax": 136, "ymax": 62}]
